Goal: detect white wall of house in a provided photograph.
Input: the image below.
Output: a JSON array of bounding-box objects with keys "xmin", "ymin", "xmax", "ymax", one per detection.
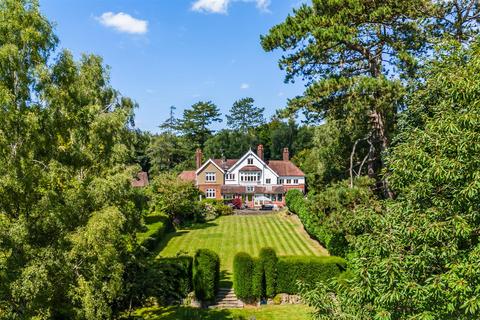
[
  {"xmin": 278, "ymin": 176, "xmax": 305, "ymax": 185},
  {"xmin": 224, "ymin": 150, "xmax": 278, "ymax": 185}
]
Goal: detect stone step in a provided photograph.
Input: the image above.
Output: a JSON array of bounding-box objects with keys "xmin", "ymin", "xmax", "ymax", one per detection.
[{"xmin": 210, "ymin": 287, "xmax": 244, "ymax": 309}]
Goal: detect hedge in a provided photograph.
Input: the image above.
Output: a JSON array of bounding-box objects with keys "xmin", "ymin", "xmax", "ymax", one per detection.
[
  {"xmin": 155, "ymin": 256, "xmax": 193, "ymax": 301},
  {"xmin": 233, "ymin": 252, "xmax": 255, "ymax": 301},
  {"xmin": 276, "ymin": 256, "xmax": 346, "ymax": 294},
  {"xmin": 259, "ymin": 247, "xmax": 278, "ymax": 297},
  {"xmin": 193, "ymin": 249, "xmax": 220, "ymax": 302},
  {"xmin": 137, "ymin": 212, "xmax": 170, "ymax": 251}
]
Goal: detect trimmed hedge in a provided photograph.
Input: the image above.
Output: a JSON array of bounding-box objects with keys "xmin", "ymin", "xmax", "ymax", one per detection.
[
  {"xmin": 276, "ymin": 256, "xmax": 346, "ymax": 294},
  {"xmin": 251, "ymin": 257, "xmax": 264, "ymax": 298},
  {"xmin": 193, "ymin": 249, "xmax": 220, "ymax": 302},
  {"xmin": 233, "ymin": 252, "xmax": 255, "ymax": 301},
  {"xmin": 259, "ymin": 247, "xmax": 278, "ymax": 297},
  {"xmin": 137, "ymin": 212, "xmax": 170, "ymax": 251},
  {"xmin": 155, "ymin": 256, "xmax": 193, "ymax": 300}
]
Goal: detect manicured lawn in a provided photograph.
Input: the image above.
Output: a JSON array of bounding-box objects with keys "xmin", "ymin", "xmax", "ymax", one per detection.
[
  {"xmin": 155, "ymin": 213, "xmax": 327, "ymax": 279},
  {"xmin": 129, "ymin": 305, "xmax": 313, "ymax": 320}
]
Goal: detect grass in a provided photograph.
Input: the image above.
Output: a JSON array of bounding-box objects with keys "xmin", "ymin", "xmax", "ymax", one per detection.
[
  {"xmin": 155, "ymin": 213, "xmax": 327, "ymax": 281},
  {"xmin": 128, "ymin": 305, "xmax": 313, "ymax": 320}
]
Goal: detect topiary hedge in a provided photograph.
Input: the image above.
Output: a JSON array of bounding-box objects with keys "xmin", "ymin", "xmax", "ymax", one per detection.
[
  {"xmin": 193, "ymin": 249, "xmax": 220, "ymax": 302},
  {"xmin": 276, "ymin": 256, "xmax": 346, "ymax": 294},
  {"xmin": 259, "ymin": 247, "xmax": 278, "ymax": 297},
  {"xmin": 156, "ymin": 255, "xmax": 193, "ymax": 300},
  {"xmin": 233, "ymin": 252, "xmax": 255, "ymax": 301},
  {"xmin": 137, "ymin": 211, "xmax": 170, "ymax": 251}
]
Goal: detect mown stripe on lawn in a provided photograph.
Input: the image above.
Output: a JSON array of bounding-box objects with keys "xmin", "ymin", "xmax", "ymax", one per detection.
[{"xmin": 277, "ymin": 217, "xmax": 313, "ymax": 256}]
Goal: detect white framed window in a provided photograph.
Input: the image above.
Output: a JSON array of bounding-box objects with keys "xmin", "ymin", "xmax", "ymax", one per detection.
[
  {"xmin": 266, "ymin": 178, "xmax": 271, "ymax": 184},
  {"xmin": 205, "ymin": 172, "xmax": 216, "ymax": 182},
  {"xmin": 293, "ymin": 179, "xmax": 299, "ymax": 184},
  {"xmin": 246, "ymin": 186, "xmax": 254, "ymax": 192},
  {"xmin": 286, "ymin": 179, "xmax": 292, "ymax": 184},
  {"xmin": 240, "ymin": 171, "xmax": 261, "ymax": 182},
  {"xmin": 206, "ymin": 189, "xmax": 216, "ymax": 198},
  {"xmin": 226, "ymin": 173, "xmax": 235, "ymax": 180},
  {"xmin": 279, "ymin": 178, "xmax": 284, "ymax": 184},
  {"xmin": 223, "ymin": 194, "xmax": 233, "ymax": 200},
  {"xmin": 247, "ymin": 158, "xmax": 254, "ymax": 165}
]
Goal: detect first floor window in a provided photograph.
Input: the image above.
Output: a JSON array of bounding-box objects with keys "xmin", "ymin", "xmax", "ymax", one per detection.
[
  {"xmin": 286, "ymin": 179, "xmax": 292, "ymax": 184},
  {"xmin": 278, "ymin": 178, "xmax": 284, "ymax": 184},
  {"xmin": 293, "ymin": 179, "xmax": 299, "ymax": 184},
  {"xmin": 206, "ymin": 172, "xmax": 216, "ymax": 182},
  {"xmin": 266, "ymin": 178, "xmax": 271, "ymax": 184},
  {"xmin": 226, "ymin": 173, "xmax": 235, "ymax": 180},
  {"xmin": 206, "ymin": 189, "xmax": 216, "ymax": 198}
]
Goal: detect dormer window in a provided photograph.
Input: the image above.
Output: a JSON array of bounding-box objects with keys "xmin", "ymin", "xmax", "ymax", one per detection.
[{"xmin": 247, "ymin": 158, "xmax": 253, "ymax": 165}]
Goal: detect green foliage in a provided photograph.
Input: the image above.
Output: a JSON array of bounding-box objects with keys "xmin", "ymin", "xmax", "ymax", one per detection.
[
  {"xmin": 302, "ymin": 39, "xmax": 480, "ymax": 320},
  {"xmin": 276, "ymin": 256, "xmax": 346, "ymax": 295},
  {"xmin": 147, "ymin": 133, "xmax": 192, "ymax": 175},
  {"xmin": 149, "ymin": 173, "xmax": 202, "ymax": 224},
  {"xmin": 177, "ymin": 101, "xmax": 222, "ymax": 148},
  {"xmin": 137, "ymin": 212, "xmax": 170, "ymax": 251},
  {"xmin": 233, "ymin": 252, "xmax": 255, "ymax": 301},
  {"xmin": 0, "ymin": 2, "xmax": 146, "ymax": 318},
  {"xmin": 193, "ymin": 249, "xmax": 220, "ymax": 302},
  {"xmin": 259, "ymin": 248, "xmax": 278, "ymax": 298},
  {"xmin": 200, "ymin": 199, "xmax": 233, "ymax": 221},
  {"xmin": 286, "ymin": 178, "xmax": 376, "ymax": 256},
  {"xmin": 226, "ymin": 97, "xmax": 265, "ymax": 132},
  {"xmin": 155, "ymin": 256, "xmax": 193, "ymax": 303}
]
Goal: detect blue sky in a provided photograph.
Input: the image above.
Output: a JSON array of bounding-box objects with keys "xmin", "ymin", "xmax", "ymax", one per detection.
[{"xmin": 39, "ymin": 0, "xmax": 307, "ymax": 133}]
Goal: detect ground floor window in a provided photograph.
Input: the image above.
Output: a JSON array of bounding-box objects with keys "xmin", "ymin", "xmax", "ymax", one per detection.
[
  {"xmin": 277, "ymin": 194, "xmax": 283, "ymax": 201},
  {"xmin": 206, "ymin": 188, "xmax": 216, "ymax": 198},
  {"xmin": 223, "ymin": 194, "xmax": 233, "ymax": 200}
]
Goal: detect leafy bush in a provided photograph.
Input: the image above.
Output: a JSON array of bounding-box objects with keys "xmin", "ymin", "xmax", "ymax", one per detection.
[
  {"xmin": 259, "ymin": 247, "xmax": 278, "ymax": 297},
  {"xmin": 285, "ymin": 179, "xmax": 375, "ymax": 256},
  {"xmin": 233, "ymin": 252, "xmax": 255, "ymax": 301},
  {"xmin": 193, "ymin": 249, "xmax": 220, "ymax": 302},
  {"xmin": 200, "ymin": 199, "xmax": 234, "ymax": 221},
  {"xmin": 276, "ymin": 256, "xmax": 346, "ymax": 294},
  {"xmin": 152, "ymin": 256, "xmax": 193, "ymax": 303},
  {"xmin": 137, "ymin": 211, "xmax": 170, "ymax": 251}
]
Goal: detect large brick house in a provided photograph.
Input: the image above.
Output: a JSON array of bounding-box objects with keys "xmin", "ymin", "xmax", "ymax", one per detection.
[{"xmin": 179, "ymin": 145, "xmax": 305, "ymax": 208}]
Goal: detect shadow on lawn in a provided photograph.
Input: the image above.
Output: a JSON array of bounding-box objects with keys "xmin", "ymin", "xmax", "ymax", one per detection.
[
  {"xmin": 152, "ymin": 221, "xmax": 219, "ymax": 257},
  {"xmin": 131, "ymin": 306, "xmax": 244, "ymax": 320}
]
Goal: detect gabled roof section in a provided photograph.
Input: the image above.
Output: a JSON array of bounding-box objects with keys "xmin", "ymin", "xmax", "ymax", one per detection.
[
  {"xmin": 196, "ymin": 158, "xmax": 225, "ymax": 175},
  {"xmin": 268, "ymin": 160, "xmax": 305, "ymax": 177},
  {"xmin": 213, "ymin": 159, "xmax": 238, "ymax": 171},
  {"xmin": 227, "ymin": 149, "xmax": 279, "ymax": 177}
]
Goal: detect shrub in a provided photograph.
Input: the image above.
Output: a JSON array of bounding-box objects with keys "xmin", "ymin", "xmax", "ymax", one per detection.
[
  {"xmin": 233, "ymin": 252, "xmax": 255, "ymax": 301},
  {"xmin": 156, "ymin": 256, "xmax": 193, "ymax": 300},
  {"xmin": 200, "ymin": 200, "xmax": 234, "ymax": 221},
  {"xmin": 251, "ymin": 257, "xmax": 264, "ymax": 299},
  {"xmin": 276, "ymin": 256, "xmax": 346, "ymax": 294},
  {"xmin": 193, "ymin": 249, "xmax": 220, "ymax": 302},
  {"xmin": 137, "ymin": 211, "xmax": 170, "ymax": 251},
  {"xmin": 259, "ymin": 247, "xmax": 278, "ymax": 297}
]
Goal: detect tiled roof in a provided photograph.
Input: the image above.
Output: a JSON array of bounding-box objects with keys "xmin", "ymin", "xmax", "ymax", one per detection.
[
  {"xmin": 131, "ymin": 171, "xmax": 149, "ymax": 187},
  {"xmin": 221, "ymin": 185, "xmax": 285, "ymax": 194},
  {"xmin": 239, "ymin": 165, "xmax": 261, "ymax": 171},
  {"xmin": 178, "ymin": 170, "xmax": 196, "ymax": 182},
  {"xmin": 268, "ymin": 160, "xmax": 305, "ymax": 177},
  {"xmin": 213, "ymin": 159, "xmax": 238, "ymax": 170}
]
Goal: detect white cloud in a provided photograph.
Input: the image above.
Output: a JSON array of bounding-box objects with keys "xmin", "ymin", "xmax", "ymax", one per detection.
[
  {"xmin": 240, "ymin": 83, "xmax": 250, "ymax": 89},
  {"xmin": 192, "ymin": 0, "xmax": 270, "ymax": 14},
  {"xmin": 97, "ymin": 12, "xmax": 148, "ymax": 34}
]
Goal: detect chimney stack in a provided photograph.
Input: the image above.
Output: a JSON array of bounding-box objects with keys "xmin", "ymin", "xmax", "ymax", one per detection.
[
  {"xmin": 257, "ymin": 144, "xmax": 264, "ymax": 161},
  {"xmin": 195, "ymin": 148, "xmax": 203, "ymax": 169},
  {"xmin": 283, "ymin": 147, "xmax": 289, "ymax": 161}
]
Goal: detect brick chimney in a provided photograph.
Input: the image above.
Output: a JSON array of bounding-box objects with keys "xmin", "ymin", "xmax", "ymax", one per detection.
[
  {"xmin": 257, "ymin": 144, "xmax": 264, "ymax": 161},
  {"xmin": 195, "ymin": 148, "xmax": 203, "ymax": 169},
  {"xmin": 283, "ymin": 147, "xmax": 289, "ymax": 161}
]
